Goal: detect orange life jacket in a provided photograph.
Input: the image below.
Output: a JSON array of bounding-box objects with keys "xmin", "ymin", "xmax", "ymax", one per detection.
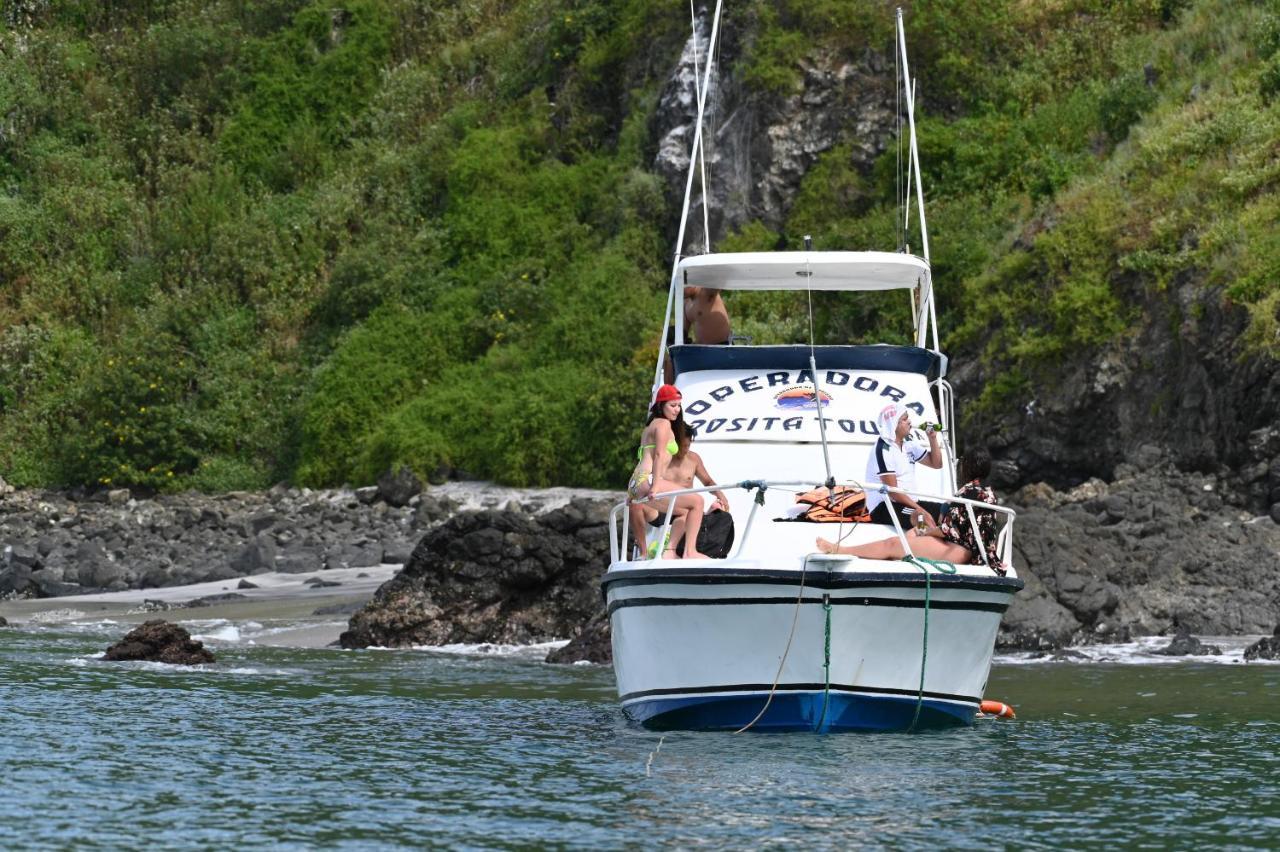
[{"xmin": 793, "ymin": 486, "xmax": 871, "ymax": 523}]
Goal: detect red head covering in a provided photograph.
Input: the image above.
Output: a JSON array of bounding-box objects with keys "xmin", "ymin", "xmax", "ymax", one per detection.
[{"xmin": 655, "ymin": 384, "xmax": 682, "ymax": 403}]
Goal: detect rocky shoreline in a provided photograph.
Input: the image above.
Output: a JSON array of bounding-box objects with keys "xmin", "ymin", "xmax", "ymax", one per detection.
[
  {"xmin": 335, "ymin": 459, "xmax": 1280, "ymax": 663},
  {"xmin": 0, "ymin": 471, "xmax": 615, "ymax": 600},
  {"xmin": 3, "ymin": 462, "xmax": 1278, "ymax": 664},
  {"xmin": 998, "ymin": 453, "xmax": 1280, "ymax": 649}
]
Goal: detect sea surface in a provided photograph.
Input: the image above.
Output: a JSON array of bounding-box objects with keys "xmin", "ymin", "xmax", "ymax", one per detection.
[{"xmin": 2, "ymin": 622, "xmax": 1278, "ymax": 849}]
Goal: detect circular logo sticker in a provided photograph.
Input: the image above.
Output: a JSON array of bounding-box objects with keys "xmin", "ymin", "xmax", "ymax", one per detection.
[{"xmin": 774, "ymin": 386, "xmax": 832, "ymax": 410}]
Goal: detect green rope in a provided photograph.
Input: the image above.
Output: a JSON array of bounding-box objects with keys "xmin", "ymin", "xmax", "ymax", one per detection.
[
  {"xmin": 818, "ymin": 594, "xmax": 832, "ymax": 732},
  {"xmin": 910, "ymin": 555, "xmax": 958, "ymax": 575},
  {"xmin": 903, "ymin": 555, "xmax": 955, "ymax": 732}
]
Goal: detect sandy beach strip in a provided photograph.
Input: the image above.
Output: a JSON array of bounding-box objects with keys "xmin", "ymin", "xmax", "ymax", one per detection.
[{"xmin": 0, "ymin": 564, "xmax": 401, "ymax": 648}]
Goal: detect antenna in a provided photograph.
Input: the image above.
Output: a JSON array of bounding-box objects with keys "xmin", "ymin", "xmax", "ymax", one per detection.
[
  {"xmin": 802, "ymin": 237, "xmax": 834, "ymax": 489},
  {"xmin": 896, "ymin": 7, "xmax": 933, "ymax": 350},
  {"xmin": 652, "ymin": 0, "xmax": 724, "ymax": 397},
  {"xmin": 690, "ymin": 0, "xmax": 711, "ymax": 254}
]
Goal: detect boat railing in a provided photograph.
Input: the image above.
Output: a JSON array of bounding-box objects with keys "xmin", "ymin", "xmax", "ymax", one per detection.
[
  {"xmin": 934, "ymin": 378, "xmax": 956, "ymax": 461},
  {"xmin": 610, "ymin": 479, "xmax": 1016, "ymax": 572}
]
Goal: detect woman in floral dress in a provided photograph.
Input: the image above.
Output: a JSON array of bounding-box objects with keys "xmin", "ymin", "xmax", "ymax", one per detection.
[{"xmin": 939, "ymin": 448, "xmax": 1005, "ymax": 575}]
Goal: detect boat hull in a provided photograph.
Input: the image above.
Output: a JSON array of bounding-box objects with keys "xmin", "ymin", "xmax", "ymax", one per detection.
[
  {"xmin": 625, "ymin": 688, "xmax": 972, "ymax": 732},
  {"xmin": 604, "ymin": 565, "xmax": 1023, "ymax": 732}
]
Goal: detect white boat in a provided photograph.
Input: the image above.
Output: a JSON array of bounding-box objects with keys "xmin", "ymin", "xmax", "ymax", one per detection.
[{"xmin": 603, "ymin": 6, "xmax": 1023, "ymax": 732}]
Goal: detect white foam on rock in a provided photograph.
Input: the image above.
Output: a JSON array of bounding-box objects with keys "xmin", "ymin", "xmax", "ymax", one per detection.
[
  {"xmin": 192, "ymin": 623, "xmax": 242, "ymax": 643},
  {"xmin": 426, "ymin": 481, "xmax": 621, "ymax": 515},
  {"xmin": 346, "ymin": 639, "xmax": 571, "ymax": 659},
  {"xmin": 25, "ymin": 609, "xmax": 88, "ymax": 623},
  {"xmin": 995, "ymin": 634, "xmax": 1273, "ymax": 665}
]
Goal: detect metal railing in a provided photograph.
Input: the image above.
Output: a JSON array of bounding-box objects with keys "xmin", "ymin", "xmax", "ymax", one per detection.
[
  {"xmin": 611, "ymin": 478, "xmax": 1016, "ymax": 571},
  {"xmin": 935, "ymin": 378, "xmax": 956, "ymax": 462}
]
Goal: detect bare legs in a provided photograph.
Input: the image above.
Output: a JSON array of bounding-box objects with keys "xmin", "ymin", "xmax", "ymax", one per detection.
[
  {"xmin": 627, "ymin": 503, "xmax": 652, "ymax": 559},
  {"xmin": 649, "ymin": 484, "xmax": 709, "ymax": 559},
  {"xmin": 815, "ymin": 533, "xmax": 973, "ymax": 564},
  {"xmin": 629, "ymin": 491, "xmax": 709, "ymax": 559}
]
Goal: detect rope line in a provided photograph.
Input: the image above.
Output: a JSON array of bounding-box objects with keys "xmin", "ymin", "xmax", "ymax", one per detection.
[
  {"xmin": 644, "ymin": 735, "xmax": 666, "ymax": 777},
  {"xmin": 818, "ymin": 593, "xmax": 832, "ymax": 732},
  {"xmin": 902, "ymin": 555, "xmax": 955, "ymax": 732},
  {"xmin": 734, "ymin": 554, "xmax": 810, "ymax": 734}
]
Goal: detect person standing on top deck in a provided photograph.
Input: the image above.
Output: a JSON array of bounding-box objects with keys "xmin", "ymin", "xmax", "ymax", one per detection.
[
  {"xmin": 864, "ymin": 402, "xmax": 944, "ymax": 530},
  {"xmin": 663, "ymin": 286, "xmax": 731, "ymax": 383},
  {"xmin": 684, "ymin": 286, "xmax": 731, "ymax": 345}
]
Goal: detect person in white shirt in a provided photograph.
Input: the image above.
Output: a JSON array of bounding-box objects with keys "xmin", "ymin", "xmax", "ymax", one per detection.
[{"xmin": 861, "ymin": 402, "xmax": 943, "ymax": 530}]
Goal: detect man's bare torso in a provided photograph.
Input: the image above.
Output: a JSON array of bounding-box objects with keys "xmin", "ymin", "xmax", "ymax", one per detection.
[
  {"xmin": 684, "ymin": 287, "xmax": 730, "ymax": 345},
  {"xmin": 666, "ymin": 451, "xmax": 701, "ymax": 489}
]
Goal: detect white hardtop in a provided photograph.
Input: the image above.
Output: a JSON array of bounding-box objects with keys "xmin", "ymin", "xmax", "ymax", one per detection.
[{"xmin": 678, "ymin": 250, "xmax": 930, "ymax": 292}]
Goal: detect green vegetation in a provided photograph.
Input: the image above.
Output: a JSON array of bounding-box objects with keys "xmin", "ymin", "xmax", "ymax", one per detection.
[
  {"xmin": 754, "ymin": 0, "xmax": 1280, "ymax": 417},
  {"xmin": 0, "ymin": 0, "xmax": 1276, "ymax": 492}
]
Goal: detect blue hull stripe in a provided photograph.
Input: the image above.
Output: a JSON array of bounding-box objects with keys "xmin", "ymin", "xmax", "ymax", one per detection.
[{"xmin": 623, "ymin": 690, "xmax": 974, "ymax": 732}]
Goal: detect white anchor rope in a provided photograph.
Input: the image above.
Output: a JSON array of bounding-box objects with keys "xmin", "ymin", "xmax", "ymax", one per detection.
[{"xmin": 733, "ymin": 555, "xmax": 811, "ymax": 734}]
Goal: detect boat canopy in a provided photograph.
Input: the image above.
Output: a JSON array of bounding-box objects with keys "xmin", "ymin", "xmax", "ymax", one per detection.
[
  {"xmin": 678, "ymin": 251, "xmax": 929, "ymax": 292},
  {"xmin": 669, "ymin": 343, "xmax": 947, "ymax": 381}
]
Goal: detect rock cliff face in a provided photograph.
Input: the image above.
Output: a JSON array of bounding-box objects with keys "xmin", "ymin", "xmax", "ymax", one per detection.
[
  {"xmin": 652, "ymin": 11, "xmax": 895, "ymax": 249},
  {"xmin": 955, "ymin": 282, "xmax": 1280, "ymax": 518},
  {"xmin": 339, "ymin": 500, "xmax": 612, "ymax": 650},
  {"xmin": 998, "ymin": 456, "xmax": 1280, "ymax": 649}
]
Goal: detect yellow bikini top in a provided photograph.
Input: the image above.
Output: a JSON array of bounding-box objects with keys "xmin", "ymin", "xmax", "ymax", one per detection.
[{"xmin": 637, "ymin": 439, "xmax": 679, "ymax": 460}]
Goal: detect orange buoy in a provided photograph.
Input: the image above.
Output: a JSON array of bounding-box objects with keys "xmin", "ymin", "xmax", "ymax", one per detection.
[{"xmin": 979, "ymin": 699, "xmax": 1016, "ymax": 719}]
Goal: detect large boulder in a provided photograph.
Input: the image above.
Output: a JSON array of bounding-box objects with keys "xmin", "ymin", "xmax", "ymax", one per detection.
[
  {"xmin": 1244, "ymin": 625, "xmax": 1280, "ymax": 661},
  {"xmin": 339, "ymin": 500, "xmax": 612, "ymax": 655},
  {"xmin": 546, "ymin": 611, "xmax": 612, "ymax": 664},
  {"xmin": 377, "ymin": 466, "xmax": 423, "ymax": 508},
  {"xmin": 102, "ymin": 620, "xmax": 216, "ymax": 665},
  {"xmin": 0, "ymin": 563, "xmax": 37, "ymax": 598},
  {"xmin": 274, "ymin": 546, "xmax": 324, "ymax": 574},
  {"xmin": 229, "ymin": 535, "xmax": 277, "ymax": 575},
  {"xmin": 1153, "ymin": 625, "xmax": 1222, "ymax": 656}
]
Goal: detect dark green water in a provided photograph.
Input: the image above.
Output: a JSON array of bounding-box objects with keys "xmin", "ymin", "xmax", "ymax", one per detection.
[{"xmin": 2, "ymin": 625, "xmax": 1277, "ymax": 849}]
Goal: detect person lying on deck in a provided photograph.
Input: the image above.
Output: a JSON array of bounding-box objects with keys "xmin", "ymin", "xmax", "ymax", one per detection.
[{"xmin": 816, "ymin": 448, "xmax": 1005, "ymax": 573}]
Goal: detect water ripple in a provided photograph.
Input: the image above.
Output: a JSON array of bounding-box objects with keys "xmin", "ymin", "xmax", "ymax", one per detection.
[{"xmin": 1, "ymin": 627, "xmax": 1277, "ymax": 848}]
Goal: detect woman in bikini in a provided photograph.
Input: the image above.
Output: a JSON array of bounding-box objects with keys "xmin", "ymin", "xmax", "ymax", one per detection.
[{"xmin": 627, "ymin": 384, "xmax": 708, "ymax": 560}]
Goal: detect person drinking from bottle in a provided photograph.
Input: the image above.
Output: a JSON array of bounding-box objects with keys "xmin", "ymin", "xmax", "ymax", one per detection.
[{"xmin": 860, "ymin": 402, "xmax": 944, "ymax": 530}]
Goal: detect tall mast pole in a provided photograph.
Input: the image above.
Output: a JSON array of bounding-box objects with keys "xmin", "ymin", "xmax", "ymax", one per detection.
[
  {"xmin": 653, "ymin": 0, "xmax": 723, "ymax": 396},
  {"xmin": 896, "ymin": 8, "xmax": 934, "ymax": 349},
  {"xmin": 691, "ymin": 1, "xmax": 712, "ymax": 254}
]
